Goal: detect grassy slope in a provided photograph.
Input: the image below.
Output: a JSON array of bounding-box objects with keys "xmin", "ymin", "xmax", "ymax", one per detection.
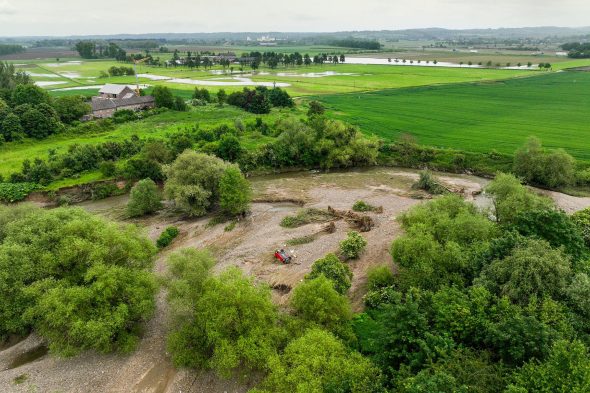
[
  {"xmin": 0, "ymin": 106, "xmax": 292, "ymax": 179},
  {"xmin": 319, "ymin": 71, "xmax": 590, "ymax": 161}
]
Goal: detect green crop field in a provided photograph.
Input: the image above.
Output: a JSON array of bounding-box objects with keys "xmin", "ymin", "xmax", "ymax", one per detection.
[
  {"xmin": 13, "ymin": 58, "xmax": 542, "ymax": 97},
  {"xmin": 318, "ymin": 71, "xmax": 590, "ymax": 161}
]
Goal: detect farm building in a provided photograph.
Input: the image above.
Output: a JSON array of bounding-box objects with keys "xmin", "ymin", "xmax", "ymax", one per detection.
[
  {"xmin": 89, "ymin": 84, "xmax": 155, "ymax": 119},
  {"xmin": 98, "ymin": 84, "xmax": 136, "ymax": 99}
]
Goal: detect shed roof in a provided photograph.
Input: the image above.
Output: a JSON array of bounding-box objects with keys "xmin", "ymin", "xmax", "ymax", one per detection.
[{"xmin": 99, "ymin": 84, "xmax": 131, "ymax": 95}]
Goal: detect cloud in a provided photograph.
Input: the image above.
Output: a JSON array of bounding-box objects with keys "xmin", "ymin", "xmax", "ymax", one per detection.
[{"xmin": 0, "ymin": 1, "xmax": 16, "ymax": 15}]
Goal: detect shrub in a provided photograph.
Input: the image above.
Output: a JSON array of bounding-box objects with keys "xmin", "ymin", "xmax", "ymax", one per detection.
[
  {"xmin": 99, "ymin": 160, "xmax": 117, "ymax": 177},
  {"xmin": 0, "ymin": 182, "xmax": 37, "ymax": 203},
  {"xmin": 112, "ymin": 109, "xmax": 138, "ymax": 123},
  {"xmin": 0, "ymin": 205, "xmax": 156, "ymax": 354},
  {"xmin": 340, "ymin": 231, "xmax": 367, "ymax": 259},
  {"xmin": 307, "ymin": 100, "xmax": 325, "ymax": 117},
  {"xmin": 280, "ymin": 208, "xmax": 335, "ymax": 228},
  {"xmin": 257, "ymin": 329, "xmax": 382, "ymax": 393},
  {"xmin": 352, "ymin": 200, "xmax": 375, "ymax": 212},
  {"xmin": 413, "ymin": 170, "xmax": 446, "ymax": 194},
  {"xmin": 514, "ymin": 137, "xmax": 575, "ymax": 188},
  {"xmin": 127, "ymin": 179, "xmax": 162, "ymax": 217},
  {"xmin": 156, "ymin": 226, "xmax": 179, "ymax": 248},
  {"xmin": 306, "ymin": 253, "xmax": 353, "ymax": 294},
  {"xmin": 164, "ymin": 151, "xmax": 228, "ymax": 217},
  {"xmin": 218, "ymin": 165, "xmax": 251, "ymax": 216},
  {"xmin": 291, "ymin": 276, "xmax": 352, "ymax": 337},
  {"xmin": 366, "ymin": 265, "xmax": 395, "ymax": 291},
  {"xmin": 91, "ymin": 183, "xmax": 120, "ymax": 200},
  {"xmin": 166, "ymin": 267, "xmax": 282, "ymax": 376}
]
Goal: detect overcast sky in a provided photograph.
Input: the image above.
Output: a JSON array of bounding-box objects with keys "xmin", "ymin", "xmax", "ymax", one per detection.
[{"xmin": 0, "ymin": 0, "xmax": 589, "ymax": 37}]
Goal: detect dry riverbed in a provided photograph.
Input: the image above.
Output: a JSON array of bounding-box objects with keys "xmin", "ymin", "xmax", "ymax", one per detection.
[{"xmin": 1, "ymin": 167, "xmax": 589, "ymax": 393}]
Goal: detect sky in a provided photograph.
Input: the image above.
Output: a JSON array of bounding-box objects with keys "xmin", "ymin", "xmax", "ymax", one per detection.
[{"xmin": 0, "ymin": 0, "xmax": 589, "ymax": 37}]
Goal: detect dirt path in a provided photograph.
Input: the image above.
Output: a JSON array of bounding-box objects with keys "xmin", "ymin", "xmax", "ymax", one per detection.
[{"xmin": 1, "ymin": 167, "xmax": 589, "ymax": 392}]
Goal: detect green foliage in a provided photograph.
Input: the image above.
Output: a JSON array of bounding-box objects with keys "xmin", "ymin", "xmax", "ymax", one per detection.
[
  {"xmin": 510, "ymin": 208, "xmax": 587, "ymax": 261},
  {"xmin": 572, "ymin": 207, "xmax": 590, "ymax": 247},
  {"xmin": 413, "ymin": 170, "xmax": 447, "ymax": 194},
  {"xmin": 164, "ymin": 151, "xmax": 228, "ymax": 217},
  {"xmin": 285, "ymin": 235, "xmax": 316, "ymax": 246},
  {"xmin": 11, "ymin": 84, "xmax": 50, "ymax": 107},
  {"xmin": 506, "ymin": 340, "xmax": 590, "ymax": 392},
  {"xmin": 258, "ymin": 329, "xmax": 383, "ymax": 393},
  {"xmin": 307, "ymin": 100, "xmax": 325, "ymax": 117},
  {"xmin": 339, "ymin": 231, "xmax": 367, "ymax": 259},
  {"xmin": 152, "ymin": 86, "xmax": 175, "ymax": 109},
  {"xmin": 156, "ymin": 226, "xmax": 179, "ymax": 249},
  {"xmin": 216, "ymin": 133, "xmax": 242, "ymax": 161},
  {"xmin": 485, "ymin": 173, "xmax": 553, "ymax": 224},
  {"xmin": 291, "ymin": 276, "xmax": 352, "ymax": 338},
  {"xmin": 476, "ymin": 238, "xmax": 571, "ymax": 305},
  {"xmin": 0, "ymin": 182, "xmax": 37, "ymax": 203},
  {"xmin": 366, "ymin": 265, "xmax": 395, "ymax": 291},
  {"xmin": 167, "ymin": 266, "xmax": 282, "ymax": 376},
  {"xmin": 52, "ymin": 96, "xmax": 91, "ymax": 124},
  {"xmin": 218, "ymin": 164, "xmax": 251, "ymax": 216},
  {"xmin": 127, "ymin": 179, "xmax": 162, "ymax": 217},
  {"xmin": 400, "ymin": 348, "xmax": 507, "ymax": 393},
  {"xmin": 1, "ymin": 112, "xmax": 24, "ymax": 141},
  {"xmin": 514, "ymin": 137, "xmax": 575, "ymax": 188},
  {"xmin": 0, "ymin": 205, "xmax": 156, "ymax": 354},
  {"xmin": 280, "ymin": 208, "xmax": 335, "ymax": 228},
  {"xmin": 352, "ymin": 200, "xmax": 376, "ymax": 212},
  {"xmin": 306, "ymin": 253, "xmax": 353, "ymax": 295}
]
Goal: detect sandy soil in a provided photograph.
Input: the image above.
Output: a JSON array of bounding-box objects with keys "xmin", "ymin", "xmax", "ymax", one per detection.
[{"xmin": 1, "ymin": 167, "xmax": 588, "ymax": 392}]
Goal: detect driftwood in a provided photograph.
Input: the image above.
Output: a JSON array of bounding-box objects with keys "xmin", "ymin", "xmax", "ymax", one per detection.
[{"xmin": 327, "ymin": 206, "xmax": 375, "ymax": 232}]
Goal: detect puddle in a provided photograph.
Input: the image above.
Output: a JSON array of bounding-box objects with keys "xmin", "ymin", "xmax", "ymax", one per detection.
[
  {"xmin": 53, "ymin": 84, "xmax": 150, "ymax": 91},
  {"xmin": 137, "ymin": 74, "xmax": 290, "ymax": 87},
  {"xmin": 45, "ymin": 61, "xmax": 83, "ymax": 67},
  {"xmin": 26, "ymin": 72, "xmax": 61, "ymax": 78},
  {"xmin": 345, "ymin": 57, "xmax": 537, "ymax": 70},
  {"xmin": 133, "ymin": 361, "xmax": 176, "ymax": 393},
  {"xmin": 35, "ymin": 81, "xmax": 67, "ymax": 87},
  {"xmin": 276, "ymin": 71, "xmax": 358, "ymax": 78},
  {"xmin": 4, "ymin": 345, "xmax": 48, "ymax": 370}
]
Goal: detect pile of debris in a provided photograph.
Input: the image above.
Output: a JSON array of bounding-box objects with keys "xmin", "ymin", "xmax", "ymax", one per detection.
[{"xmin": 327, "ymin": 206, "xmax": 375, "ymax": 232}]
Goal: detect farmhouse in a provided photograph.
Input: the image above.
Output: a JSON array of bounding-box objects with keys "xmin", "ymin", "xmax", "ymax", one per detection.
[{"xmin": 90, "ymin": 84, "xmax": 155, "ymax": 119}]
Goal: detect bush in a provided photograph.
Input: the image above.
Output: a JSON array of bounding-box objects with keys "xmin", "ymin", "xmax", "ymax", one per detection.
[
  {"xmin": 0, "ymin": 182, "xmax": 37, "ymax": 203},
  {"xmin": 306, "ymin": 253, "xmax": 353, "ymax": 294},
  {"xmin": 340, "ymin": 231, "xmax": 367, "ymax": 259},
  {"xmin": 164, "ymin": 151, "xmax": 228, "ymax": 217},
  {"xmin": 514, "ymin": 137, "xmax": 575, "ymax": 188},
  {"xmin": 280, "ymin": 208, "xmax": 335, "ymax": 228},
  {"xmin": 352, "ymin": 200, "xmax": 375, "ymax": 212},
  {"xmin": 413, "ymin": 170, "xmax": 447, "ymax": 194},
  {"xmin": 127, "ymin": 179, "xmax": 162, "ymax": 217},
  {"xmin": 307, "ymin": 100, "xmax": 325, "ymax": 117},
  {"xmin": 366, "ymin": 265, "xmax": 395, "ymax": 291},
  {"xmin": 0, "ymin": 205, "xmax": 156, "ymax": 354},
  {"xmin": 91, "ymin": 182, "xmax": 120, "ymax": 200},
  {"xmin": 218, "ymin": 164, "xmax": 251, "ymax": 216},
  {"xmin": 156, "ymin": 226, "xmax": 179, "ymax": 248},
  {"xmin": 167, "ymin": 266, "xmax": 282, "ymax": 376},
  {"xmin": 257, "ymin": 329, "xmax": 382, "ymax": 393},
  {"xmin": 99, "ymin": 161, "xmax": 117, "ymax": 177}
]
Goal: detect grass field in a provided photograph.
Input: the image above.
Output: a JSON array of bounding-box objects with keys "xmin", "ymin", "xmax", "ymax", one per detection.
[
  {"xmin": 319, "ymin": 71, "xmax": 590, "ymax": 161},
  {"xmin": 13, "ymin": 59, "xmax": 541, "ymax": 97},
  {"xmin": 0, "ymin": 106, "xmax": 290, "ymax": 179}
]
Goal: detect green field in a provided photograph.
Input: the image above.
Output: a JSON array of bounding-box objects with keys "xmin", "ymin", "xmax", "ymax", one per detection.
[
  {"xmin": 0, "ymin": 106, "xmax": 291, "ymax": 179},
  {"xmin": 318, "ymin": 71, "xmax": 590, "ymax": 161},
  {"xmin": 14, "ymin": 59, "xmax": 540, "ymax": 97}
]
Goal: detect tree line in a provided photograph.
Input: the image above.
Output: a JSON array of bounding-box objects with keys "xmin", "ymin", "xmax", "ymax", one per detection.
[
  {"xmin": 562, "ymin": 42, "xmax": 590, "ymax": 58},
  {"xmin": 0, "ymin": 44, "xmax": 25, "ymax": 56}
]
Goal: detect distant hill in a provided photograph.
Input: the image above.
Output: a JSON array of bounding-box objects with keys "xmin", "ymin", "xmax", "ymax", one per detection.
[{"xmin": 2, "ymin": 27, "xmax": 590, "ymax": 45}]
